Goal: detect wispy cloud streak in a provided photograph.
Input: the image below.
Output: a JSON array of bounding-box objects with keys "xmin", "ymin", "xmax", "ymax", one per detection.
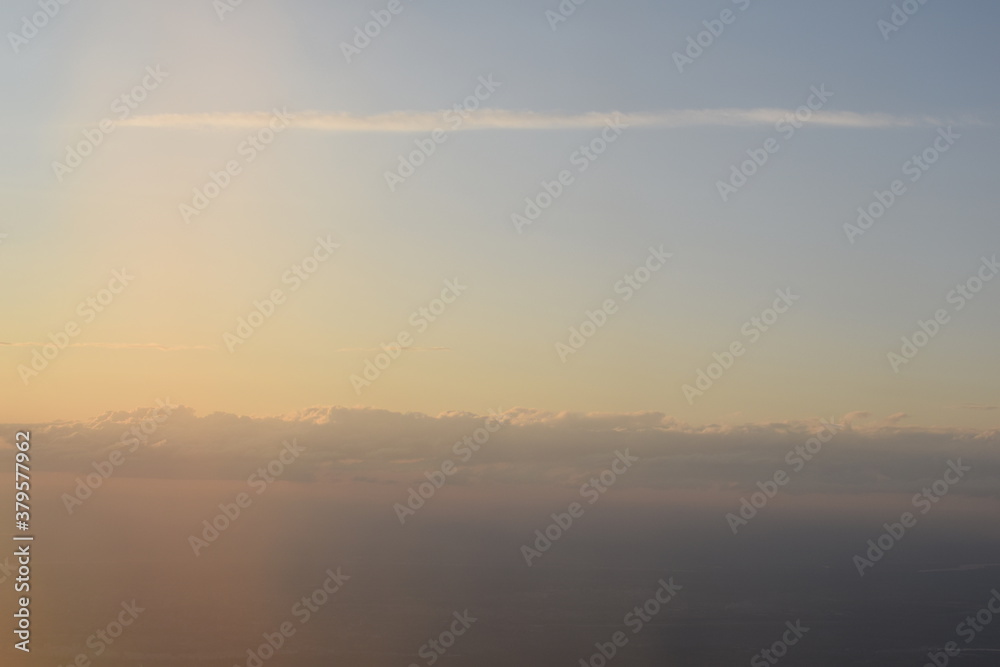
[
  {"xmin": 0, "ymin": 342, "xmax": 214, "ymax": 351},
  {"xmin": 119, "ymin": 108, "xmax": 959, "ymax": 133},
  {"xmin": 337, "ymin": 346, "xmax": 451, "ymax": 353}
]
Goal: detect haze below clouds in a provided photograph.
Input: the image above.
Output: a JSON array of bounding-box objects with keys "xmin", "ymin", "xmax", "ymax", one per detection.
[{"xmin": 3, "ymin": 406, "xmax": 1000, "ymax": 665}]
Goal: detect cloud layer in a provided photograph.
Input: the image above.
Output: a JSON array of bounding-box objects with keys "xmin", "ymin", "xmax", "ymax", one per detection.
[{"xmin": 11, "ymin": 405, "xmax": 999, "ymax": 499}]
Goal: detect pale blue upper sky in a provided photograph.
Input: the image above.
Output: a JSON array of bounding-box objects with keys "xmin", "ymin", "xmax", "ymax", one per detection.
[{"xmin": 1, "ymin": 0, "xmax": 998, "ymax": 426}]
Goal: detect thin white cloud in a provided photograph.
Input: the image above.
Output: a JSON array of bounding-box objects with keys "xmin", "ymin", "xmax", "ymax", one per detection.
[
  {"xmin": 0, "ymin": 342, "xmax": 214, "ymax": 351},
  {"xmin": 337, "ymin": 346, "xmax": 451, "ymax": 353},
  {"xmin": 118, "ymin": 108, "xmax": 955, "ymax": 133}
]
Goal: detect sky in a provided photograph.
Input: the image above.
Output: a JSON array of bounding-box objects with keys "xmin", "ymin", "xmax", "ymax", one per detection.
[
  {"xmin": 2, "ymin": 2, "xmax": 1000, "ymax": 665},
  {"xmin": 1, "ymin": 0, "xmax": 998, "ymax": 427}
]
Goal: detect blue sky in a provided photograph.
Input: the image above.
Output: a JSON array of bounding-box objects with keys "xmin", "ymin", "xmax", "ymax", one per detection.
[{"xmin": 1, "ymin": 0, "xmax": 998, "ymax": 426}]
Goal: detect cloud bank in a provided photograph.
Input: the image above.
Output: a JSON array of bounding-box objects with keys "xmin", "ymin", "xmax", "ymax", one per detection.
[{"xmin": 10, "ymin": 405, "xmax": 999, "ymax": 499}]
